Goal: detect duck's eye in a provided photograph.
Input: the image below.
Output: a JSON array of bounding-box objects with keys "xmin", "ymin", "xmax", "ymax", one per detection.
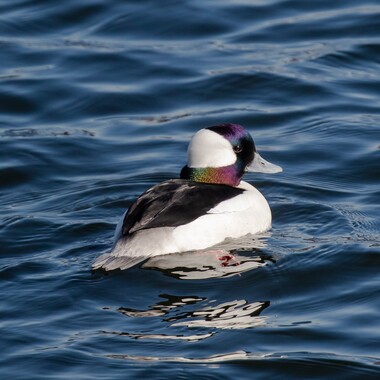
[{"xmin": 234, "ymin": 145, "xmax": 242, "ymax": 154}]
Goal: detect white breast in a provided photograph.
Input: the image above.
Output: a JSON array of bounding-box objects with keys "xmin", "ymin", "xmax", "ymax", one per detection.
[{"xmin": 171, "ymin": 181, "xmax": 271, "ymax": 251}]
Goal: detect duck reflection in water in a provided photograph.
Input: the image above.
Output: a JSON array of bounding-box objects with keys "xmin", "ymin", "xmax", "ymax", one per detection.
[
  {"xmin": 117, "ymin": 294, "xmax": 270, "ymax": 335},
  {"xmin": 142, "ymin": 238, "xmax": 275, "ymax": 280},
  {"xmin": 106, "ymin": 242, "xmax": 274, "ymax": 345}
]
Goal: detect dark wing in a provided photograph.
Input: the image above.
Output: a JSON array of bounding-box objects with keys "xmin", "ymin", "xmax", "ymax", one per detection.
[{"xmin": 121, "ymin": 179, "xmax": 244, "ymax": 237}]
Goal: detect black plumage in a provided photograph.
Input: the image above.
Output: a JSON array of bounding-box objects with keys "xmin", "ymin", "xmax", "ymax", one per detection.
[{"xmin": 121, "ymin": 179, "xmax": 244, "ymax": 237}]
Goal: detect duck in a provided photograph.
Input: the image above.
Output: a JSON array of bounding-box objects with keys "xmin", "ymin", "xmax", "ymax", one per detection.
[{"xmin": 92, "ymin": 123, "xmax": 282, "ymax": 271}]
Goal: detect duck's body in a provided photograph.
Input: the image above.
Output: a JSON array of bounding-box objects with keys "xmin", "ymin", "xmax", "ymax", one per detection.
[{"xmin": 93, "ymin": 124, "xmax": 282, "ymax": 271}]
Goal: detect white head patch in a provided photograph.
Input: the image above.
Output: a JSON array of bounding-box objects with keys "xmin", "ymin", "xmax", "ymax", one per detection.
[{"xmin": 187, "ymin": 129, "xmax": 236, "ymax": 168}]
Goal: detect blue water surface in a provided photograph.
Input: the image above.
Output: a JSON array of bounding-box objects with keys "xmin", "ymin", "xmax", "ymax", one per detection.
[{"xmin": 1, "ymin": 1, "xmax": 379, "ymax": 379}]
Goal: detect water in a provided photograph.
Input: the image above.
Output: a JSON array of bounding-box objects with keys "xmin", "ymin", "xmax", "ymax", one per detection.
[{"xmin": 1, "ymin": 0, "xmax": 379, "ymax": 378}]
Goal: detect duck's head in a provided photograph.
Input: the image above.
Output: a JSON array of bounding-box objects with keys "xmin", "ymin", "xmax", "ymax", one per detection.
[{"xmin": 180, "ymin": 123, "xmax": 282, "ymax": 186}]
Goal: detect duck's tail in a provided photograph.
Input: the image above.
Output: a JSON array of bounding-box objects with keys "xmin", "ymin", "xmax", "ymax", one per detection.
[{"xmin": 92, "ymin": 252, "xmax": 147, "ymax": 272}]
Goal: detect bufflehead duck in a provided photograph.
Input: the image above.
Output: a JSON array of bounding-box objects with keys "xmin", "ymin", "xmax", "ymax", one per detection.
[{"xmin": 92, "ymin": 123, "xmax": 282, "ymax": 271}]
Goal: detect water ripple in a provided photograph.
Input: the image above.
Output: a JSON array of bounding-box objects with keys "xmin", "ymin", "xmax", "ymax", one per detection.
[{"xmin": 1, "ymin": 0, "xmax": 379, "ymax": 378}]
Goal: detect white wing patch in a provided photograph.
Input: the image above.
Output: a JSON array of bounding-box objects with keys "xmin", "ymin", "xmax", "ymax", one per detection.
[
  {"xmin": 207, "ymin": 192, "xmax": 252, "ymax": 214},
  {"xmin": 207, "ymin": 181, "xmax": 259, "ymax": 214}
]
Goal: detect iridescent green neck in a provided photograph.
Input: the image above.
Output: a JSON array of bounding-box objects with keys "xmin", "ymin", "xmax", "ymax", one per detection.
[{"xmin": 180, "ymin": 165, "xmax": 241, "ymax": 187}]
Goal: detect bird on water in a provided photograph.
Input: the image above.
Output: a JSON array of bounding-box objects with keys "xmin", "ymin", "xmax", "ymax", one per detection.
[{"xmin": 92, "ymin": 123, "xmax": 282, "ymax": 271}]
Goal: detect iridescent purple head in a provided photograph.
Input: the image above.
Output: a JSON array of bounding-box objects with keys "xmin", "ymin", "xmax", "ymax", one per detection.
[
  {"xmin": 180, "ymin": 123, "xmax": 282, "ymax": 186},
  {"xmin": 206, "ymin": 124, "xmax": 256, "ymax": 172},
  {"xmin": 207, "ymin": 123, "xmax": 254, "ymax": 144}
]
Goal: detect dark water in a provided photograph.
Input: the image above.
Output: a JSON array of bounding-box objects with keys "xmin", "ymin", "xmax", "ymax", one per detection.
[{"xmin": 1, "ymin": 0, "xmax": 379, "ymax": 378}]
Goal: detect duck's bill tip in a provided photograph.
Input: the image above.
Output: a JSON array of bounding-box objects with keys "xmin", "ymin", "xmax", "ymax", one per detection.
[{"xmin": 247, "ymin": 153, "xmax": 283, "ymax": 174}]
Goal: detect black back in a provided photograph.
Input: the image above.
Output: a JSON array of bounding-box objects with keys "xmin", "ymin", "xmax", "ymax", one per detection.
[{"xmin": 121, "ymin": 179, "xmax": 244, "ymax": 236}]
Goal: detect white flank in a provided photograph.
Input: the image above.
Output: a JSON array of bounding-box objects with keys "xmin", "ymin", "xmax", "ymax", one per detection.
[{"xmin": 107, "ymin": 181, "xmax": 272, "ymax": 260}]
